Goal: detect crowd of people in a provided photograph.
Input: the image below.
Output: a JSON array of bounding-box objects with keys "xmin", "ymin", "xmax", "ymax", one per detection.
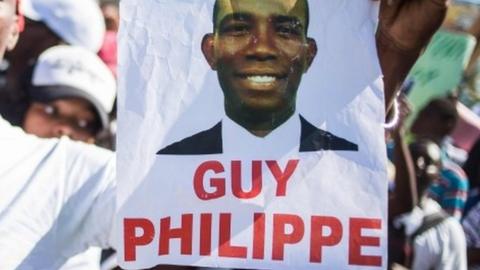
[
  {"xmin": 0, "ymin": 0, "xmax": 479, "ymax": 269},
  {"xmin": 387, "ymin": 94, "xmax": 480, "ymax": 270}
]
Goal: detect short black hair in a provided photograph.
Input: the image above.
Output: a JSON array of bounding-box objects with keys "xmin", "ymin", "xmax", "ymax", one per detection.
[
  {"xmin": 418, "ymin": 97, "xmax": 458, "ymax": 139},
  {"xmin": 212, "ymin": 0, "xmax": 310, "ymax": 34},
  {"xmin": 422, "ymin": 97, "xmax": 458, "ymax": 124}
]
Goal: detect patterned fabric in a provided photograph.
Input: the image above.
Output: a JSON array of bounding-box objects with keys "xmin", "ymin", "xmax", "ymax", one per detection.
[
  {"xmin": 428, "ymin": 160, "xmax": 469, "ymax": 220},
  {"xmin": 463, "ymin": 202, "xmax": 480, "ymax": 248}
]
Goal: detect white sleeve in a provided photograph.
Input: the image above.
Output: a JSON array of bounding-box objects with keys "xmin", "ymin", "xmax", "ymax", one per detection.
[
  {"xmin": 69, "ymin": 156, "xmax": 116, "ymax": 250},
  {"xmin": 0, "ymin": 130, "xmax": 115, "ymax": 270},
  {"xmin": 440, "ymin": 219, "xmax": 467, "ymax": 270}
]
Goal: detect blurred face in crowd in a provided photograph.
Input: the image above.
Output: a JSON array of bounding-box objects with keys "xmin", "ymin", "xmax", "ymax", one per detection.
[
  {"xmin": 411, "ymin": 99, "xmax": 458, "ymax": 142},
  {"xmin": 22, "ymin": 98, "xmax": 101, "ymax": 143},
  {"xmin": 0, "ymin": 0, "xmax": 19, "ymax": 59},
  {"xmin": 410, "ymin": 141, "xmax": 442, "ymax": 195},
  {"xmin": 202, "ymin": 0, "xmax": 317, "ymax": 129},
  {"xmin": 411, "ymin": 109, "xmax": 442, "ymax": 140}
]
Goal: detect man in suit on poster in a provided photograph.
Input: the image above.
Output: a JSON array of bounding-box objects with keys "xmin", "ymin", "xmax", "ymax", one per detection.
[{"xmin": 158, "ymin": 0, "xmax": 358, "ymax": 155}]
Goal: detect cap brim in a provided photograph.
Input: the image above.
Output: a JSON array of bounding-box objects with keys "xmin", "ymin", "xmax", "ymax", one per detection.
[{"xmin": 29, "ymin": 85, "xmax": 109, "ymax": 131}]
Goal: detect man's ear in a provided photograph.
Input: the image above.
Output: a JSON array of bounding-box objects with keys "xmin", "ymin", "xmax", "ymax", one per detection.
[
  {"xmin": 304, "ymin": 37, "xmax": 317, "ymax": 72},
  {"xmin": 6, "ymin": 16, "xmax": 20, "ymax": 51},
  {"xmin": 201, "ymin": 33, "xmax": 217, "ymax": 70}
]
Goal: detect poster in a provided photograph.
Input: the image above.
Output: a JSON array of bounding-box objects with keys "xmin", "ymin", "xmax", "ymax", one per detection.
[
  {"xmin": 116, "ymin": 1, "xmax": 387, "ymax": 269},
  {"xmin": 407, "ymin": 31, "xmax": 476, "ymax": 116}
]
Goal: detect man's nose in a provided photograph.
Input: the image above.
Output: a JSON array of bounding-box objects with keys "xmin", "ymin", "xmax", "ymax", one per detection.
[
  {"xmin": 52, "ymin": 122, "xmax": 75, "ymax": 139},
  {"xmin": 246, "ymin": 27, "xmax": 277, "ymax": 61}
]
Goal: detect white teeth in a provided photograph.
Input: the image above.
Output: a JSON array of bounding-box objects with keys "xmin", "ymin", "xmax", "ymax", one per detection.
[{"xmin": 247, "ymin": 75, "xmax": 276, "ymax": 84}]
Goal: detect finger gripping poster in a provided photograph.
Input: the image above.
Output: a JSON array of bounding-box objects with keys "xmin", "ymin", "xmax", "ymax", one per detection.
[{"xmin": 117, "ymin": 1, "xmax": 387, "ymax": 269}]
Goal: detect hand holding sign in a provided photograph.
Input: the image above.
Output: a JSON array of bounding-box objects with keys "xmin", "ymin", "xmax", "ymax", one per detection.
[
  {"xmin": 378, "ymin": 0, "xmax": 448, "ymax": 51},
  {"xmin": 376, "ymin": 0, "xmax": 449, "ymax": 110}
]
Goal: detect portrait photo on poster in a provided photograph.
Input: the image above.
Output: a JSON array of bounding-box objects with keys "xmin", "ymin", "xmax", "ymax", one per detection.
[{"xmin": 156, "ymin": 0, "xmax": 359, "ymax": 156}]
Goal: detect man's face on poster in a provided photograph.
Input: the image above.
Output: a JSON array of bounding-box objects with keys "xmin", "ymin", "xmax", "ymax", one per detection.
[{"xmin": 202, "ymin": 0, "xmax": 317, "ymax": 116}]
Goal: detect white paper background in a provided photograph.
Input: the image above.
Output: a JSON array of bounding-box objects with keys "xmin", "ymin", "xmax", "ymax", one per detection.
[{"xmin": 116, "ymin": 1, "xmax": 387, "ymax": 269}]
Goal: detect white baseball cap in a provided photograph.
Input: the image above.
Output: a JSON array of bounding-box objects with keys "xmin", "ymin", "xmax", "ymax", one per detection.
[
  {"xmin": 29, "ymin": 45, "xmax": 116, "ymax": 131},
  {"xmin": 21, "ymin": 0, "xmax": 105, "ymax": 52}
]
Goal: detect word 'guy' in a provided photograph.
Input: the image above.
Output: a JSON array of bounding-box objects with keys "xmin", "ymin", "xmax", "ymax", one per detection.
[{"xmin": 193, "ymin": 159, "xmax": 299, "ymax": 200}]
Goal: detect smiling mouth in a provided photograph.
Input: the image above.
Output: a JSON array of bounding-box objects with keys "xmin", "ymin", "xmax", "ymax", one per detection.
[
  {"xmin": 237, "ymin": 73, "xmax": 286, "ymax": 86},
  {"xmin": 247, "ymin": 75, "xmax": 276, "ymax": 84}
]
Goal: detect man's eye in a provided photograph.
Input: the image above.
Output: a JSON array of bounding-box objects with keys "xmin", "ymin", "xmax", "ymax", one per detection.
[
  {"xmin": 276, "ymin": 24, "xmax": 301, "ymax": 36},
  {"xmin": 221, "ymin": 23, "xmax": 250, "ymax": 35}
]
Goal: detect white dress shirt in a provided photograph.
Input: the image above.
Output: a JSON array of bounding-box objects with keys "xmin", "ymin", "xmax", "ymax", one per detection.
[{"xmin": 222, "ymin": 113, "xmax": 301, "ymax": 158}]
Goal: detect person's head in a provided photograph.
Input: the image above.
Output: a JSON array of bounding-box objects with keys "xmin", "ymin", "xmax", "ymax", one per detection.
[
  {"xmin": 22, "ymin": 45, "xmax": 116, "ymax": 143},
  {"xmin": 4, "ymin": 0, "xmax": 106, "ymax": 114},
  {"xmin": 411, "ymin": 97, "xmax": 458, "ymax": 143},
  {"xmin": 0, "ymin": 0, "xmax": 20, "ymax": 59},
  {"xmin": 409, "ymin": 139, "xmax": 442, "ymax": 196},
  {"xmin": 5, "ymin": 0, "xmax": 105, "ymax": 76},
  {"xmin": 202, "ymin": 0, "xmax": 317, "ymax": 129},
  {"xmin": 463, "ymin": 137, "xmax": 480, "ymax": 189},
  {"xmin": 19, "ymin": 0, "xmax": 105, "ymax": 52}
]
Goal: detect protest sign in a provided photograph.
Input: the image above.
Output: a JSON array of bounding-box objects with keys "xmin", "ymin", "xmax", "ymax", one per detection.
[
  {"xmin": 116, "ymin": 1, "xmax": 387, "ymax": 269},
  {"xmin": 451, "ymin": 102, "xmax": 480, "ymax": 151},
  {"xmin": 407, "ymin": 31, "xmax": 476, "ymax": 115}
]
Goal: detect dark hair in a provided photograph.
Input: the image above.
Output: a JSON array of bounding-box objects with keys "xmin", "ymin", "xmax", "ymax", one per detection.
[
  {"xmin": 422, "ymin": 97, "xmax": 458, "ymax": 122},
  {"xmin": 420, "ymin": 97, "xmax": 459, "ymax": 138},
  {"xmin": 212, "ymin": 0, "xmax": 310, "ymax": 34},
  {"xmin": 463, "ymin": 137, "xmax": 480, "ymax": 188}
]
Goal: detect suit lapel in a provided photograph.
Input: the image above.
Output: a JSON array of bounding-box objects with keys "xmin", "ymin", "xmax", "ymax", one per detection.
[{"xmin": 299, "ymin": 115, "xmax": 358, "ymax": 152}]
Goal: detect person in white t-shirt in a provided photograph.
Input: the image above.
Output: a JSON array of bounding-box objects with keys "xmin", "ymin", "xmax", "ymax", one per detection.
[
  {"xmin": 0, "ymin": 118, "xmax": 116, "ymax": 269},
  {"xmin": 18, "ymin": 44, "xmax": 116, "ymax": 270},
  {"xmin": 392, "ymin": 140, "xmax": 467, "ymax": 270}
]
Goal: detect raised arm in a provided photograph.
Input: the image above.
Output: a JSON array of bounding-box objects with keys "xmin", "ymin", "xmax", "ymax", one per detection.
[
  {"xmin": 376, "ymin": 0, "xmax": 449, "ymax": 112},
  {"xmin": 388, "ymin": 95, "xmax": 418, "ymax": 217}
]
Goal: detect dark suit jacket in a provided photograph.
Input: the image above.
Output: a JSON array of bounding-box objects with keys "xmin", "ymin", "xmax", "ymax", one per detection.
[{"xmin": 157, "ymin": 115, "xmax": 358, "ymax": 155}]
